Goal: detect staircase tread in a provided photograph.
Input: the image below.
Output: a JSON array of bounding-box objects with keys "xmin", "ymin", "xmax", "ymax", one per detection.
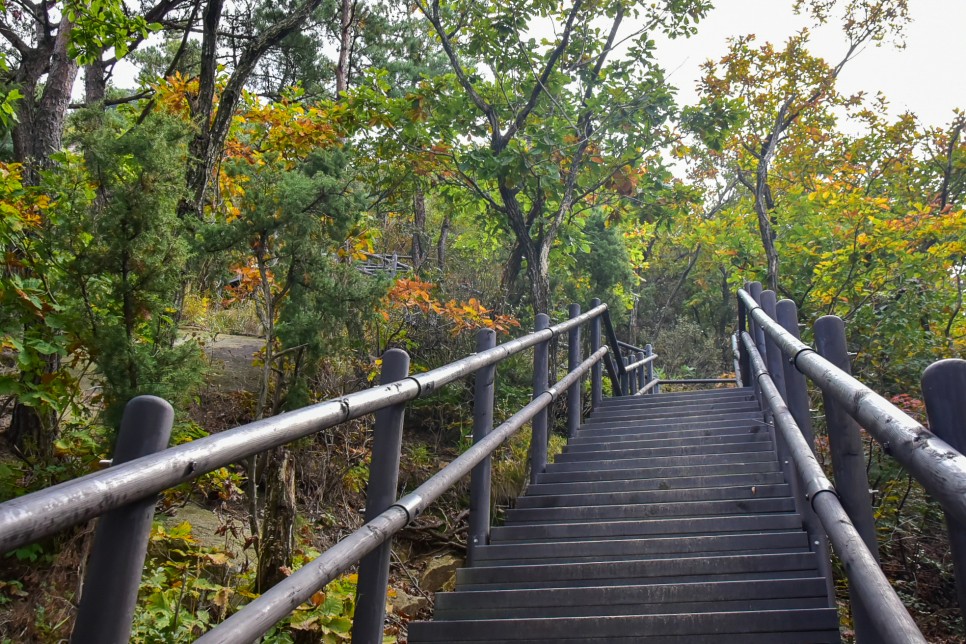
[{"xmin": 408, "ymin": 391, "xmax": 837, "ymax": 643}]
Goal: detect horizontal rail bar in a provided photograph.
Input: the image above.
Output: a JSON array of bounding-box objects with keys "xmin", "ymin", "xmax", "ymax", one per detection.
[
  {"xmin": 738, "ymin": 289, "xmax": 966, "ymax": 525},
  {"xmin": 197, "ymin": 346, "xmax": 609, "ymax": 643},
  {"xmin": 741, "ymin": 332, "xmax": 926, "ymax": 644},
  {"xmin": 0, "ymin": 306, "xmax": 610, "ymax": 553},
  {"xmin": 658, "ymin": 378, "xmax": 736, "ymax": 385},
  {"xmin": 624, "ymin": 353, "xmax": 657, "ymax": 372},
  {"xmin": 633, "ymin": 378, "xmax": 660, "ymax": 396},
  {"xmin": 617, "ymin": 340, "xmax": 646, "ymax": 353}
]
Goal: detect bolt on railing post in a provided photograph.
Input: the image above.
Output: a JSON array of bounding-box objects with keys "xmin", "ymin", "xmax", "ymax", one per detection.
[
  {"xmin": 353, "ymin": 349, "xmax": 410, "ymax": 644},
  {"xmin": 71, "ymin": 396, "xmax": 174, "ymax": 644},
  {"xmin": 921, "ymin": 358, "xmax": 966, "ymax": 623},
  {"xmin": 737, "ymin": 289, "xmax": 752, "ymax": 387},
  {"xmin": 567, "ymin": 304, "xmax": 581, "ymax": 439},
  {"xmin": 468, "ymin": 329, "xmax": 497, "ymax": 566},
  {"xmin": 590, "ymin": 299, "xmax": 603, "ymax": 408},
  {"xmin": 776, "ymin": 299, "xmax": 836, "ymax": 607},
  {"xmin": 813, "ymin": 315, "xmax": 879, "ymax": 644},
  {"xmin": 645, "ymin": 344, "xmax": 656, "ymax": 394},
  {"xmin": 529, "ymin": 313, "xmax": 551, "ymax": 483}
]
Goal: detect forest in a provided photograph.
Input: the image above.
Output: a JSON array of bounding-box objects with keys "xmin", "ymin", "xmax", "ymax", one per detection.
[{"xmin": 0, "ymin": 0, "xmax": 964, "ymax": 641}]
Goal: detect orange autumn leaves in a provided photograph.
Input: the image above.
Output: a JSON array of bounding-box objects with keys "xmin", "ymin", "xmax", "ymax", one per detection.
[{"xmin": 382, "ymin": 278, "xmax": 518, "ymax": 336}]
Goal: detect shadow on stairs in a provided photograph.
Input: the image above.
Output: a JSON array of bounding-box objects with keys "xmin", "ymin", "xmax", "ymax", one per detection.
[{"xmin": 407, "ymin": 387, "xmax": 841, "ymax": 643}]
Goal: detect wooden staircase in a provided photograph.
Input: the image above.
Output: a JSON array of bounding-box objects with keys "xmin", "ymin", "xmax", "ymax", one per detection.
[{"xmin": 407, "ymin": 388, "xmax": 841, "ymax": 643}]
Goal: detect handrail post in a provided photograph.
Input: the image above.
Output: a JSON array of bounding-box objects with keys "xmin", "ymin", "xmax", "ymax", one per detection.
[
  {"xmin": 776, "ymin": 299, "xmax": 835, "ymax": 608},
  {"xmin": 567, "ymin": 304, "xmax": 581, "ymax": 439},
  {"xmin": 760, "ymin": 291, "xmax": 805, "ymax": 522},
  {"xmin": 813, "ymin": 315, "xmax": 878, "ymax": 644},
  {"xmin": 590, "ymin": 299, "xmax": 603, "ymax": 408},
  {"xmin": 624, "ymin": 355, "xmax": 634, "ymax": 394},
  {"xmin": 468, "ymin": 329, "xmax": 497, "ymax": 565},
  {"xmin": 71, "ymin": 396, "xmax": 174, "ymax": 644},
  {"xmin": 737, "ymin": 288, "xmax": 752, "ymax": 387},
  {"xmin": 353, "ymin": 349, "xmax": 410, "ymax": 644},
  {"xmin": 921, "ymin": 359, "xmax": 966, "ymax": 623},
  {"xmin": 530, "ymin": 313, "xmax": 551, "ymax": 483},
  {"xmin": 748, "ymin": 282, "xmax": 765, "ymax": 405},
  {"xmin": 645, "ymin": 344, "xmax": 656, "ymax": 394},
  {"xmin": 636, "ymin": 351, "xmax": 645, "ymax": 394}
]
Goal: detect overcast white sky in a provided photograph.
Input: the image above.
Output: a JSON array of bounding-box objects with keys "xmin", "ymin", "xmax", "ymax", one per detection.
[{"xmin": 653, "ymin": 0, "xmax": 966, "ymax": 128}]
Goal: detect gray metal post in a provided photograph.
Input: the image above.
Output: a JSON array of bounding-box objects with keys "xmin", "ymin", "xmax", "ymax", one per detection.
[
  {"xmin": 737, "ymin": 289, "xmax": 752, "ymax": 387},
  {"xmin": 590, "ymin": 299, "xmax": 603, "ymax": 408},
  {"xmin": 813, "ymin": 315, "xmax": 878, "ymax": 644},
  {"xmin": 748, "ymin": 282, "xmax": 767, "ymax": 363},
  {"xmin": 567, "ymin": 304, "xmax": 581, "ymax": 439},
  {"xmin": 921, "ymin": 359, "xmax": 966, "ymax": 621},
  {"xmin": 620, "ymin": 355, "xmax": 630, "ymax": 396},
  {"xmin": 468, "ymin": 329, "xmax": 496, "ymax": 565},
  {"xmin": 748, "ymin": 282, "xmax": 765, "ymax": 405},
  {"xmin": 759, "ymin": 291, "xmax": 787, "ymax": 399},
  {"xmin": 776, "ymin": 299, "xmax": 836, "ymax": 607},
  {"xmin": 71, "ymin": 396, "xmax": 174, "ymax": 644},
  {"xmin": 645, "ymin": 344, "xmax": 656, "ymax": 394},
  {"xmin": 636, "ymin": 352, "xmax": 645, "ymax": 394},
  {"xmin": 529, "ymin": 314, "xmax": 550, "ymax": 483},
  {"xmin": 353, "ymin": 349, "xmax": 410, "ymax": 644},
  {"xmin": 626, "ymin": 355, "xmax": 636, "ymax": 394}
]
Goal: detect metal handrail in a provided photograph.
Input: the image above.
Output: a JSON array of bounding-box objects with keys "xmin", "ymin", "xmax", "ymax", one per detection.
[
  {"xmin": 0, "ymin": 305, "xmax": 610, "ymax": 553},
  {"xmin": 737, "ymin": 288, "xmax": 966, "ymax": 524},
  {"xmin": 198, "ymin": 348, "xmax": 609, "ymax": 643},
  {"xmin": 740, "ymin": 331, "xmax": 926, "ymax": 644},
  {"xmin": 623, "ymin": 353, "xmax": 657, "ymax": 372}
]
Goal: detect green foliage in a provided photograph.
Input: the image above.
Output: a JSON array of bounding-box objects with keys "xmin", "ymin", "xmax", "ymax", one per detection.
[
  {"xmin": 47, "ymin": 112, "xmax": 204, "ymax": 424},
  {"xmin": 65, "ymin": 0, "xmax": 158, "ymax": 63},
  {"xmin": 132, "ymin": 521, "xmax": 362, "ymax": 643}
]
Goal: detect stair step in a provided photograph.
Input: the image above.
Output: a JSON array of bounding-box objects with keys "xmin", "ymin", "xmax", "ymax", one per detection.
[
  {"xmin": 587, "ymin": 401, "xmax": 761, "ymax": 422},
  {"xmin": 554, "ymin": 440, "xmax": 774, "ymax": 463},
  {"xmin": 580, "ymin": 411, "xmax": 765, "ymax": 434},
  {"xmin": 408, "ymin": 609, "xmax": 840, "ymax": 642},
  {"xmin": 455, "ymin": 552, "xmax": 823, "ymax": 591},
  {"xmin": 504, "ymin": 497, "xmax": 796, "ymax": 525},
  {"xmin": 473, "ymin": 531, "xmax": 809, "ymax": 565},
  {"xmin": 563, "ymin": 429, "xmax": 770, "ymax": 452},
  {"xmin": 433, "ymin": 577, "xmax": 830, "ymax": 619},
  {"xmin": 566, "ymin": 424, "xmax": 771, "ymax": 447},
  {"xmin": 596, "ymin": 389, "xmax": 753, "ymax": 407},
  {"xmin": 490, "ymin": 513, "xmax": 804, "ymax": 543},
  {"xmin": 525, "ymin": 472, "xmax": 787, "ymax": 496},
  {"xmin": 535, "ymin": 460, "xmax": 780, "ymax": 484},
  {"xmin": 515, "ymin": 484, "xmax": 791, "ymax": 509},
  {"xmin": 543, "ymin": 450, "xmax": 778, "ymax": 474}
]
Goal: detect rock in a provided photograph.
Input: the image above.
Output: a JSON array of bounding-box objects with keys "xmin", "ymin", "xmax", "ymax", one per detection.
[
  {"xmin": 419, "ymin": 554, "xmax": 463, "ymax": 592},
  {"xmin": 389, "ymin": 588, "xmax": 429, "ymax": 617}
]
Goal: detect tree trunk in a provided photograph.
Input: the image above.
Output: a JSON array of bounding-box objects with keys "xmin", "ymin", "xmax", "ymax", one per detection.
[
  {"xmin": 411, "ymin": 189, "xmax": 427, "ymax": 269},
  {"xmin": 8, "ymin": 15, "xmax": 78, "ymax": 459},
  {"xmin": 753, "ymin": 161, "xmax": 780, "ymax": 292},
  {"xmin": 526, "ymin": 241, "xmax": 551, "ymax": 314},
  {"xmin": 84, "ymin": 57, "xmax": 109, "ymax": 106},
  {"xmin": 256, "ymin": 448, "xmax": 297, "ymax": 593},
  {"xmin": 335, "ymin": 0, "xmax": 354, "ymax": 94},
  {"xmin": 436, "ymin": 214, "xmax": 450, "ymax": 270}
]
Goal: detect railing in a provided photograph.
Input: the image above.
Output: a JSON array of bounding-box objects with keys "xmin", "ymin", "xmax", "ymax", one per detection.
[
  {"xmin": 735, "ymin": 282, "xmax": 966, "ymax": 644},
  {"xmin": 0, "ymin": 299, "xmax": 657, "ymax": 643}
]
